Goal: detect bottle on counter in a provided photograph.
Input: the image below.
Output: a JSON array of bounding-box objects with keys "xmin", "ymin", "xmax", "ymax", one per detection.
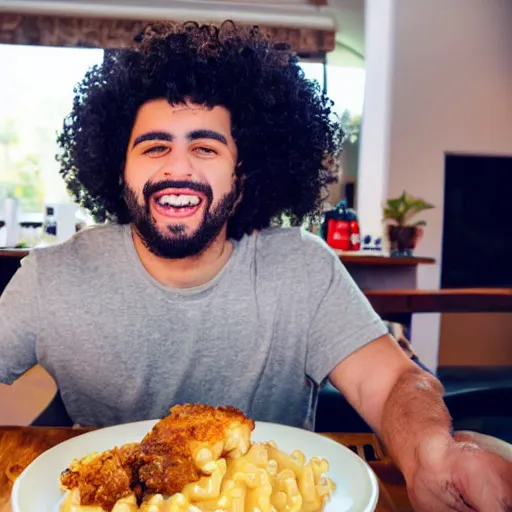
[
  {"xmin": 40, "ymin": 206, "xmax": 58, "ymax": 245},
  {"xmin": 3, "ymin": 196, "xmax": 21, "ymax": 248}
]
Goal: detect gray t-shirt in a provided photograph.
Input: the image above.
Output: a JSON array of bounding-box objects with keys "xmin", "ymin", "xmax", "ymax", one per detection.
[{"xmin": 0, "ymin": 224, "xmax": 387, "ymax": 429}]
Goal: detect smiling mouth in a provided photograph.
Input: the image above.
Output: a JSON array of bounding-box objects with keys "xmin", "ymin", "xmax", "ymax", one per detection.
[{"xmin": 151, "ymin": 191, "xmax": 204, "ymax": 219}]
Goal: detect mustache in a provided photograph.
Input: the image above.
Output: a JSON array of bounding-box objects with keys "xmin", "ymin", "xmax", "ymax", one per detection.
[{"xmin": 142, "ymin": 180, "xmax": 213, "ymax": 204}]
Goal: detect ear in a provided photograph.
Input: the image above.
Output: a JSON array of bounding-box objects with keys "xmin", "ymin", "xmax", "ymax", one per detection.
[
  {"xmin": 231, "ymin": 173, "xmax": 246, "ymax": 214},
  {"xmin": 234, "ymin": 160, "xmax": 244, "ymax": 193}
]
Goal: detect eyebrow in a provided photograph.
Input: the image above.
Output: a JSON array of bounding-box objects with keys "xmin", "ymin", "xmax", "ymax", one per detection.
[
  {"xmin": 132, "ymin": 129, "xmax": 228, "ymax": 149},
  {"xmin": 132, "ymin": 131, "xmax": 173, "ymax": 148},
  {"xmin": 188, "ymin": 129, "xmax": 228, "ymax": 146}
]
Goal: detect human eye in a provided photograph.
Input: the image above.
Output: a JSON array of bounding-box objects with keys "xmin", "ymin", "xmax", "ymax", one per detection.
[
  {"xmin": 142, "ymin": 144, "xmax": 170, "ymax": 156},
  {"xmin": 193, "ymin": 146, "xmax": 217, "ymax": 156}
]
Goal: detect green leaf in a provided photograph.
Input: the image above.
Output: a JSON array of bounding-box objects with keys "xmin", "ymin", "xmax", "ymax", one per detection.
[
  {"xmin": 408, "ymin": 198, "xmax": 435, "ymax": 211},
  {"xmin": 402, "ymin": 199, "xmax": 434, "ymax": 223},
  {"xmin": 383, "ymin": 206, "xmax": 402, "ymax": 218},
  {"xmin": 382, "ymin": 191, "xmax": 434, "ymax": 227},
  {"xmin": 386, "ymin": 198, "xmax": 403, "ymax": 211}
]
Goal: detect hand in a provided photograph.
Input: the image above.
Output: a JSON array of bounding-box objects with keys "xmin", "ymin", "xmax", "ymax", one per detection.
[{"xmin": 406, "ymin": 432, "xmax": 512, "ymax": 511}]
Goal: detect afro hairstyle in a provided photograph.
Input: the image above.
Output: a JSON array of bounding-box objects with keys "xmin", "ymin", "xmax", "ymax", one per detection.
[{"xmin": 57, "ymin": 21, "xmax": 343, "ymax": 240}]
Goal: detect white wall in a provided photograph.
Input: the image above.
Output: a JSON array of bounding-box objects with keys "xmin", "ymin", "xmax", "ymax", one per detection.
[
  {"xmin": 360, "ymin": 0, "xmax": 512, "ymax": 368},
  {"xmin": 356, "ymin": 0, "xmax": 395, "ymax": 239}
]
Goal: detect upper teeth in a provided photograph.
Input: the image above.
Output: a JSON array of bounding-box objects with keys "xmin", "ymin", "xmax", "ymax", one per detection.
[{"xmin": 157, "ymin": 194, "xmax": 201, "ymax": 207}]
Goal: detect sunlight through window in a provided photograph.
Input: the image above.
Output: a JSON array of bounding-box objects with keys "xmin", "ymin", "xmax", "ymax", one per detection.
[{"xmin": 0, "ymin": 44, "xmax": 104, "ymax": 222}]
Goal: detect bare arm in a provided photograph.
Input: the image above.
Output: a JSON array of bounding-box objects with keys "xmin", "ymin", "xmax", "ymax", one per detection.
[{"xmin": 329, "ymin": 334, "xmax": 453, "ymax": 481}]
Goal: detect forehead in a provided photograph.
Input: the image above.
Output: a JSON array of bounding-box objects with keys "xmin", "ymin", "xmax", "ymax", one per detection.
[{"xmin": 131, "ymin": 99, "xmax": 232, "ymax": 135}]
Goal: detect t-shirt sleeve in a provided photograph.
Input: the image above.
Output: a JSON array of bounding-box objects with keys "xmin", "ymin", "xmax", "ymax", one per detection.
[
  {"xmin": 0, "ymin": 252, "xmax": 38, "ymax": 384},
  {"xmin": 303, "ymin": 232, "xmax": 389, "ymax": 385}
]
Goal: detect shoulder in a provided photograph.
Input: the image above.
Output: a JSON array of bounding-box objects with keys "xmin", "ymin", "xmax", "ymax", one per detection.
[
  {"xmin": 257, "ymin": 227, "xmax": 337, "ymax": 263},
  {"xmin": 243, "ymin": 227, "xmax": 339, "ymax": 274},
  {"xmin": 30, "ymin": 223, "xmax": 126, "ymax": 267}
]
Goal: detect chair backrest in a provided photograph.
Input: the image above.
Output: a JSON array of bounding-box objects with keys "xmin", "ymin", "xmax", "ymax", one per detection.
[{"xmin": 30, "ymin": 391, "xmax": 73, "ymax": 427}]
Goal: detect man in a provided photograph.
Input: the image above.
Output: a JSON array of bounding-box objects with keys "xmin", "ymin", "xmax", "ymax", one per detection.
[{"xmin": 1, "ymin": 22, "xmax": 510, "ymax": 511}]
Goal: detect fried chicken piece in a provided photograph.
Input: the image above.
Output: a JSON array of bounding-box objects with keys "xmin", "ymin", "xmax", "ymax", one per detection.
[
  {"xmin": 59, "ymin": 405, "xmax": 255, "ymax": 510},
  {"xmin": 138, "ymin": 404, "xmax": 255, "ymax": 496},
  {"xmin": 60, "ymin": 442, "xmax": 141, "ymax": 511}
]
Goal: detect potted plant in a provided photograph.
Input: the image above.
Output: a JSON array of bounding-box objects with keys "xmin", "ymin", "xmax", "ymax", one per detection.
[{"xmin": 383, "ymin": 191, "xmax": 434, "ymax": 256}]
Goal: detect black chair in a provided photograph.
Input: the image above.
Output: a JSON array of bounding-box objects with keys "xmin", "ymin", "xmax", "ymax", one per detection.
[
  {"xmin": 315, "ymin": 378, "xmax": 512, "ymax": 445},
  {"xmin": 30, "ymin": 391, "xmax": 73, "ymax": 427}
]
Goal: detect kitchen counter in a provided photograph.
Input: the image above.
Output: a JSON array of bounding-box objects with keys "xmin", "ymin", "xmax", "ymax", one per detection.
[{"xmin": 0, "ymin": 248, "xmax": 30, "ymax": 258}]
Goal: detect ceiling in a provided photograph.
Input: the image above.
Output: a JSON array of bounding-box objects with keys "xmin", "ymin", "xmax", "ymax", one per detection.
[
  {"xmin": 0, "ymin": 0, "xmax": 333, "ymax": 29},
  {"xmin": 0, "ymin": 0, "xmax": 366, "ymax": 58}
]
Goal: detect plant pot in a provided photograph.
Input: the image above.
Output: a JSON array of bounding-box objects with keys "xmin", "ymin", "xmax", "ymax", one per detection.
[{"xmin": 386, "ymin": 225, "xmax": 423, "ymax": 257}]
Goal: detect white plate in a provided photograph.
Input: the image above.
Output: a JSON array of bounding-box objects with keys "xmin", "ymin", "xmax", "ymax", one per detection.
[{"xmin": 11, "ymin": 420, "xmax": 379, "ymax": 512}]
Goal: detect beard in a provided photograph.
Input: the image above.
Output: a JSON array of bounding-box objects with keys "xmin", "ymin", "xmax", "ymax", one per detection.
[{"xmin": 123, "ymin": 179, "xmax": 238, "ymax": 259}]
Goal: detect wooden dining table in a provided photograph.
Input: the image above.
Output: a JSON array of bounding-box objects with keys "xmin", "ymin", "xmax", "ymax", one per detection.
[{"xmin": 0, "ymin": 426, "xmax": 412, "ymax": 511}]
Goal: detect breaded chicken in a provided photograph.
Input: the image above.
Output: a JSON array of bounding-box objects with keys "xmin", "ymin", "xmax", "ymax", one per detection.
[
  {"xmin": 60, "ymin": 442, "xmax": 141, "ymax": 511},
  {"xmin": 60, "ymin": 404, "xmax": 255, "ymax": 511},
  {"xmin": 138, "ymin": 404, "xmax": 255, "ymax": 495}
]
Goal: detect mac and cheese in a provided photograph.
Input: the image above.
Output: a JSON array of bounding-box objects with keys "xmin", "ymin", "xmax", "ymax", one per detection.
[{"xmin": 60, "ymin": 441, "xmax": 335, "ymax": 512}]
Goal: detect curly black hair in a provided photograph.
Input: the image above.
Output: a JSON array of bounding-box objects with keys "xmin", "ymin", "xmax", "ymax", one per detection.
[{"xmin": 57, "ymin": 21, "xmax": 342, "ymax": 240}]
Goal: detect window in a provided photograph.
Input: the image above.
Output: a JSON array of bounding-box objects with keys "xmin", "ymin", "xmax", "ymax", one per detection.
[
  {"xmin": 299, "ymin": 61, "xmax": 366, "ymax": 117},
  {"xmin": 0, "ymin": 44, "xmax": 104, "ymax": 225}
]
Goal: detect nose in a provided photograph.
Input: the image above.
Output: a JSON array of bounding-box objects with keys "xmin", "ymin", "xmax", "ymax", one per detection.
[{"xmin": 159, "ymin": 147, "xmax": 194, "ymax": 180}]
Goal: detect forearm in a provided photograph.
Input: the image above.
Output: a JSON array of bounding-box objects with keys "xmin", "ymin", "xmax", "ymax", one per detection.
[
  {"xmin": 379, "ymin": 367, "xmax": 453, "ymax": 481},
  {"xmin": 329, "ymin": 336, "xmax": 455, "ymax": 482}
]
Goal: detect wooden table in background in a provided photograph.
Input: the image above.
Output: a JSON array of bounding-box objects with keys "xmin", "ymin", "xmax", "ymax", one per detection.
[
  {"xmin": 365, "ymin": 287, "xmax": 512, "ymax": 315},
  {"xmin": 0, "ymin": 426, "xmax": 411, "ymax": 512},
  {"xmin": 365, "ymin": 287, "xmax": 512, "ymax": 326}
]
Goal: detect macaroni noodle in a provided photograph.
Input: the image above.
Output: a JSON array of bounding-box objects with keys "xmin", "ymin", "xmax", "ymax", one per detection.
[{"xmin": 60, "ymin": 441, "xmax": 335, "ymax": 512}]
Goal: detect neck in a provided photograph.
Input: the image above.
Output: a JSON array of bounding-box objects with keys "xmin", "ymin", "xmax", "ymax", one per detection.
[{"xmin": 131, "ymin": 226, "xmax": 233, "ymax": 288}]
